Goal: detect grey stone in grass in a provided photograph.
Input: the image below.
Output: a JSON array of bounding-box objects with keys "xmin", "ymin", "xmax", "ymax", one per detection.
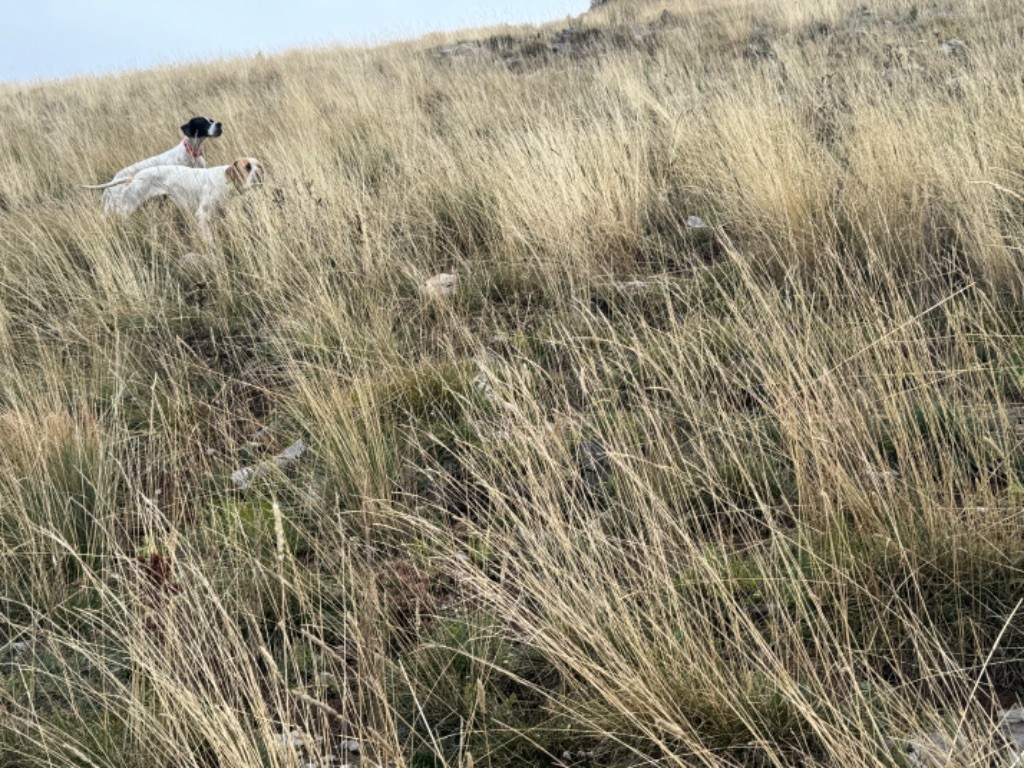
[
  {"xmin": 472, "ymin": 369, "xmax": 515, "ymax": 412},
  {"xmin": 2, "ymin": 640, "xmax": 30, "ymax": 659},
  {"xmin": 685, "ymin": 215, "xmax": 708, "ymax": 229},
  {"xmin": 472, "ymin": 371, "xmax": 495, "ymax": 400},
  {"xmin": 1000, "ymin": 709, "xmax": 1024, "ymax": 750},
  {"xmin": 904, "ymin": 731, "xmax": 956, "ymax": 767},
  {"xmin": 939, "ymin": 38, "xmax": 966, "ymax": 54},
  {"xmin": 276, "ymin": 729, "xmax": 321, "ymax": 749},
  {"xmin": 901, "ymin": 712, "xmax": 1024, "ymax": 766},
  {"xmin": 275, "ymin": 440, "xmax": 308, "ymax": 464},
  {"xmin": 232, "ymin": 439, "xmax": 308, "ymax": 490}
]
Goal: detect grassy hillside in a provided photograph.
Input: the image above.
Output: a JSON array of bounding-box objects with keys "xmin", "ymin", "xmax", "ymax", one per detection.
[{"xmin": 2, "ymin": 0, "xmax": 1024, "ymax": 765}]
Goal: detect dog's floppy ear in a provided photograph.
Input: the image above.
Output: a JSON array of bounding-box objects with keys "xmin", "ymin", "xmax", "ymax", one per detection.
[
  {"xmin": 225, "ymin": 158, "xmax": 246, "ymax": 187},
  {"xmin": 249, "ymin": 159, "xmax": 264, "ymax": 185},
  {"xmin": 181, "ymin": 121, "xmax": 196, "ymax": 138}
]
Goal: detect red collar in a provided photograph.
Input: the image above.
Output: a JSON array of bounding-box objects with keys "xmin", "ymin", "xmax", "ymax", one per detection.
[{"xmin": 182, "ymin": 139, "xmax": 203, "ymax": 159}]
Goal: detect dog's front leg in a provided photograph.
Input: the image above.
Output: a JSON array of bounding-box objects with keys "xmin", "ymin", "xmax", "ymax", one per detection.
[{"xmin": 196, "ymin": 206, "xmax": 215, "ymax": 244}]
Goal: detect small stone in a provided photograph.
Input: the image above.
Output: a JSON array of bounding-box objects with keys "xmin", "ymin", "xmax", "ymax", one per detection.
[
  {"xmin": 422, "ymin": 273, "xmax": 457, "ymax": 297},
  {"xmin": 903, "ymin": 731, "xmax": 960, "ymax": 768},
  {"xmin": 231, "ymin": 466, "xmax": 256, "ymax": 489},
  {"xmin": 274, "ymin": 439, "xmax": 308, "ymax": 467},
  {"xmin": 472, "ymin": 369, "xmax": 515, "ymax": 412},
  {"xmin": 343, "ymin": 739, "xmax": 360, "ymax": 753},
  {"xmin": 1000, "ymin": 709, "xmax": 1024, "ymax": 749},
  {"xmin": 472, "ymin": 372, "xmax": 495, "ymax": 399},
  {"xmin": 685, "ymin": 215, "xmax": 708, "ymax": 229},
  {"xmin": 233, "ymin": 439, "xmax": 309, "ymax": 489},
  {"xmin": 4, "ymin": 640, "xmax": 30, "ymax": 658},
  {"xmin": 938, "ymin": 38, "xmax": 966, "ymax": 54}
]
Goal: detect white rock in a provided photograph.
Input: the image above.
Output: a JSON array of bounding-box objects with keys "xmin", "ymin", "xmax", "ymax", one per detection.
[
  {"xmin": 472, "ymin": 372, "xmax": 495, "ymax": 399},
  {"xmin": 231, "ymin": 466, "xmax": 257, "ymax": 489},
  {"xmin": 904, "ymin": 731, "xmax": 954, "ymax": 767},
  {"xmin": 472, "ymin": 369, "xmax": 515, "ymax": 412},
  {"xmin": 278, "ymin": 729, "xmax": 318, "ymax": 748},
  {"xmin": 422, "ymin": 273, "xmax": 457, "ymax": 297},
  {"xmin": 1000, "ymin": 709, "xmax": 1024, "ymax": 749},
  {"xmin": 274, "ymin": 439, "xmax": 308, "ymax": 467},
  {"xmin": 939, "ymin": 38, "xmax": 966, "ymax": 54},
  {"xmin": 685, "ymin": 215, "xmax": 708, "ymax": 229},
  {"xmin": 3, "ymin": 640, "xmax": 30, "ymax": 658},
  {"xmin": 233, "ymin": 439, "xmax": 309, "ymax": 490}
]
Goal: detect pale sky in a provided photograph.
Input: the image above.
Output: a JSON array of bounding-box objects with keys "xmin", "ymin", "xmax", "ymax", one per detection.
[{"xmin": 1, "ymin": 1, "xmax": 589, "ymax": 83}]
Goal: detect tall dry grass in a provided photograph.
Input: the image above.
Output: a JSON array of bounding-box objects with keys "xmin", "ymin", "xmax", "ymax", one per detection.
[{"xmin": 2, "ymin": 0, "xmax": 1024, "ymax": 765}]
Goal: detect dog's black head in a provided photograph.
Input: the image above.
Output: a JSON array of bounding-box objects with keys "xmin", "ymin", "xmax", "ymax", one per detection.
[{"xmin": 180, "ymin": 116, "xmax": 223, "ymax": 139}]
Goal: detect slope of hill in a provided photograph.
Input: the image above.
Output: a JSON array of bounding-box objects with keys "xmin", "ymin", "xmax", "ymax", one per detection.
[{"xmin": 3, "ymin": 1, "xmax": 1024, "ymax": 766}]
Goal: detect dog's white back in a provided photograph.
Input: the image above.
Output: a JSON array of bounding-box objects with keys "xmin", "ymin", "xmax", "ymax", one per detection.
[
  {"xmin": 102, "ymin": 158, "xmax": 264, "ymax": 243},
  {"xmin": 112, "ymin": 142, "xmax": 205, "ymax": 181}
]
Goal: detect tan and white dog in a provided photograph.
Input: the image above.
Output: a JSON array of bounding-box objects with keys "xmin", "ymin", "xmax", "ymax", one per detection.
[{"xmin": 86, "ymin": 158, "xmax": 264, "ymax": 242}]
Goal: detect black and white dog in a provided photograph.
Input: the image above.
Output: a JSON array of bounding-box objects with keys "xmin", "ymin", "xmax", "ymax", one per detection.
[
  {"xmin": 86, "ymin": 116, "xmax": 223, "ymax": 209},
  {"xmin": 108, "ymin": 116, "xmax": 223, "ymax": 182}
]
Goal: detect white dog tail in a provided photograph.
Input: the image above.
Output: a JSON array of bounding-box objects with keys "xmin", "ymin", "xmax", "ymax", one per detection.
[{"xmin": 82, "ymin": 178, "xmax": 132, "ymax": 190}]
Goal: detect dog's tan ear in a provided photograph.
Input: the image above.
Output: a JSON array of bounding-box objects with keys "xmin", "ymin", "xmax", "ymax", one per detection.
[
  {"xmin": 225, "ymin": 159, "xmax": 246, "ymax": 187},
  {"xmin": 249, "ymin": 159, "xmax": 265, "ymax": 185}
]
